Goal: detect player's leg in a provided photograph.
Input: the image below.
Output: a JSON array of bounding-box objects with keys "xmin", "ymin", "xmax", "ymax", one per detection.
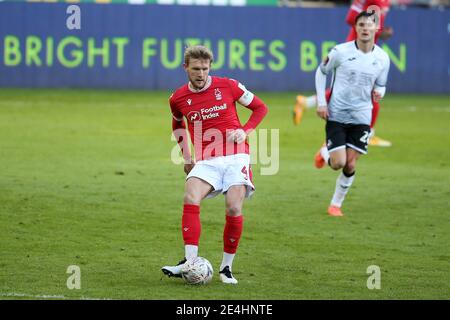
[
  {"xmin": 161, "ymin": 177, "xmax": 213, "ymax": 278},
  {"xmin": 369, "ymin": 100, "xmax": 392, "ymax": 147},
  {"xmin": 293, "ymin": 89, "xmax": 332, "ymax": 125},
  {"xmin": 182, "ymin": 177, "xmax": 214, "ymax": 260},
  {"xmin": 315, "ymin": 120, "xmax": 346, "ymax": 169},
  {"xmin": 218, "ymin": 185, "xmax": 246, "ymax": 284},
  {"xmin": 219, "ymin": 155, "xmax": 253, "ymax": 284},
  {"xmin": 293, "ymin": 95, "xmax": 316, "ymax": 125},
  {"xmin": 321, "ymin": 122, "xmax": 351, "ymax": 216},
  {"xmin": 329, "ymin": 148, "xmax": 360, "ymax": 216},
  {"xmin": 328, "ymin": 124, "xmax": 369, "ymax": 216}
]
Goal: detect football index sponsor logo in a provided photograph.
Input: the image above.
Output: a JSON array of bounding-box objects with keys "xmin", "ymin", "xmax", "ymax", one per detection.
[
  {"xmin": 200, "ymin": 103, "xmax": 227, "ymax": 120},
  {"xmin": 187, "ymin": 104, "xmax": 228, "ymax": 122},
  {"xmin": 187, "ymin": 111, "xmax": 201, "ymax": 122}
]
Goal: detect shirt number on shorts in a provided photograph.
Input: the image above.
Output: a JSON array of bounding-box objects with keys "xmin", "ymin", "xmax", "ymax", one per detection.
[
  {"xmin": 241, "ymin": 166, "xmax": 248, "ymax": 180},
  {"xmin": 360, "ymin": 131, "xmax": 370, "ymax": 144}
]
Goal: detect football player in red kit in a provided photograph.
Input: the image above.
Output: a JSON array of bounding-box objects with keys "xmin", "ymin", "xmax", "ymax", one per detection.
[
  {"xmin": 162, "ymin": 45, "xmax": 268, "ymax": 284},
  {"xmin": 293, "ymin": 0, "xmax": 393, "ymax": 147}
]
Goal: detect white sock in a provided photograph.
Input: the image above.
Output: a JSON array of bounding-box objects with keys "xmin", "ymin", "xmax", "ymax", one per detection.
[
  {"xmin": 320, "ymin": 145, "xmax": 330, "ymax": 163},
  {"xmin": 331, "ymin": 172, "xmax": 355, "ymax": 207},
  {"xmin": 369, "ymin": 128, "xmax": 375, "ymax": 138},
  {"xmin": 220, "ymin": 252, "xmax": 235, "ymax": 272},
  {"xmin": 306, "ymin": 95, "xmax": 317, "ymax": 109},
  {"xmin": 185, "ymin": 245, "xmax": 198, "ymax": 261}
]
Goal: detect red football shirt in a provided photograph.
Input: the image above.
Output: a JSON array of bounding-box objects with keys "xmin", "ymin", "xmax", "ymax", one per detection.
[
  {"xmin": 170, "ymin": 76, "xmax": 256, "ymax": 161},
  {"xmin": 345, "ymin": 0, "xmax": 391, "ymax": 43}
]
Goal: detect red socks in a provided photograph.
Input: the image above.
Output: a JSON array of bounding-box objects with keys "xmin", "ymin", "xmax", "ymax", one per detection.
[
  {"xmin": 182, "ymin": 204, "xmax": 244, "ymax": 254},
  {"xmin": 223, "ymin": 215, "xmax": 243, "ymax": 254},
  {"xmin": 182, "ymin": 204, "xmax": 201, "ymax": 246}
]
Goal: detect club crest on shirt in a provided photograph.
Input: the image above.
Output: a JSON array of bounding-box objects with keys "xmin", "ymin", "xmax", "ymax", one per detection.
[{"xmin": 214, "ymin": 88, "xmax": 222, "ymax": 101}]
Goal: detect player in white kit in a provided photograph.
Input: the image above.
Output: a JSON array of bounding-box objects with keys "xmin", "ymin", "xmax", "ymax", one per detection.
[{"xmin": 314, "ymin": 11, "xmax": 390, "ymax": 216}]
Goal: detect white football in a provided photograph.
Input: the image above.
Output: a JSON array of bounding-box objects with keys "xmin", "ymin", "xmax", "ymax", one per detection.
[{"xmin": 181, "ymin": 257, "xmax": 213, "ymax": 285}]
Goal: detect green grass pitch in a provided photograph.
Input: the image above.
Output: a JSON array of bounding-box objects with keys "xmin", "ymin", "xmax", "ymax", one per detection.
[{"xmin": 0, "ymin": 89, "xmax": 449, "ymax": 299}]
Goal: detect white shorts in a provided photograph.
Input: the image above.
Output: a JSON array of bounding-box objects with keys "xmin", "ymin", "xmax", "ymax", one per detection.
[{"xmin": 186, "ymin": 153, "xmax": 255, "ymax": 199}]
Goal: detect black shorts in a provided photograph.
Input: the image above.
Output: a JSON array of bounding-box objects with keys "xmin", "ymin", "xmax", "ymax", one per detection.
[{"xmin": 325, "ymin": 121, "xmax": 371, "ymax": 154}]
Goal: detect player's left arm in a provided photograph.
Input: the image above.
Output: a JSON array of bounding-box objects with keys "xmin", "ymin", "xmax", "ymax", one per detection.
[
  {"xmin": 228, "ymin": 80, "xmax": 268, "ymax": 143},
  {"xmin": 372, "ymin": 56, "xmax": 390, "ymax": 102}
]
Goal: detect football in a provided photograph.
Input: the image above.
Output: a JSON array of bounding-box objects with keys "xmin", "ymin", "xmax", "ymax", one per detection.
[{"xmin": 181, "ymin": 257, "xmax": 214, "ymax": 285}]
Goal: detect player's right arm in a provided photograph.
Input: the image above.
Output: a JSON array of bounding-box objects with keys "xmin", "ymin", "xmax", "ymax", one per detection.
[
  {"xmin": 170, "ymin": 95, "xmax": 194, "ymax": 174},
  {"xmin": 315, "ymin": 47, "xmax": 340, "ymax": 120}
]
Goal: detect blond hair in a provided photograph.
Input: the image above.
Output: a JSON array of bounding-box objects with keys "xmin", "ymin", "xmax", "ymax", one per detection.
[{"xmin": 184, "ymin": 45, "xmax": 214, "ymax": 66}]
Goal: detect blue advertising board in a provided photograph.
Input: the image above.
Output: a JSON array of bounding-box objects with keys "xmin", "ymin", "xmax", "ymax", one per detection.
[{"xmin": 0, "ymin": 3, "xmax": 448, "ymax": 93}]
